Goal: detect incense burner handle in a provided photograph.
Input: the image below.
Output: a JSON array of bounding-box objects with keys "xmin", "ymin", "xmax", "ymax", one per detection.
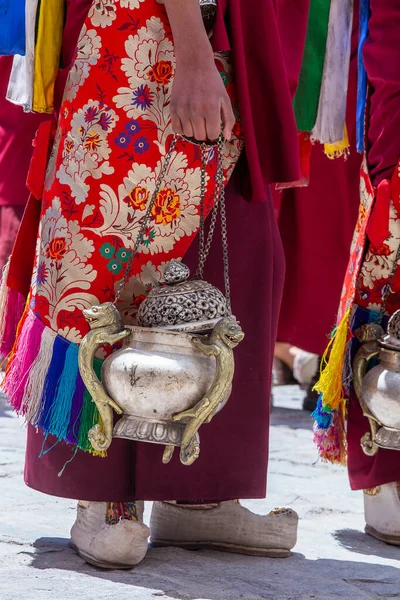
[{"xmin": 353, "ymin": 325, "xmax": 383, "ymax": 457}]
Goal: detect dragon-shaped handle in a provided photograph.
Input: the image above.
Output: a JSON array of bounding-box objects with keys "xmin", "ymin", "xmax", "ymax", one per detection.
[
  {"xmin": 78, "ymin": 303, "xmax": 130, "ymax": 453},
  {"xmin": 353, "ymin": 323, "xmax": 384, "ymax": 457},
  {"xmin": 163, "ymin": 317, "xmax": 245, "ymax": 466}
]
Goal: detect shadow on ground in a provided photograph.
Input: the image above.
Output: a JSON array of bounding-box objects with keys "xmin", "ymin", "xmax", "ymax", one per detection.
[
  {"xmin": 0, "ymin": 393, "xmax": 12, "ymax": 419},
  {"xmin": 22, "ymin": 536, "xmax": 400, "ymax": 600},
  {"xmin": 334, "ymin": 528, "xmax": 400, "ymax": 561},
  {"xmin": 270, "ymin": 406, "xmax": 313, "ymax": 431}
]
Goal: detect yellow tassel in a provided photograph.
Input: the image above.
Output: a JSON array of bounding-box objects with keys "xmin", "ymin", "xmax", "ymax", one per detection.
[
  {"xmin": 313, "ymin": 308, "xmax": 351, "ymax": 411},
  {"xmin": 90, "ymin": 449, "xmax": 107, "ymax": 458},
  {"xmin": 324, "ymin": 124, "xmax": 350, "ymax": 160}
]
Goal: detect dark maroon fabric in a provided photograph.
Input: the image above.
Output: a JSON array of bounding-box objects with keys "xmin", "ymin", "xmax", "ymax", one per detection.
[
  {"xmin": 275, "ymin": 0, "xmax": 310, "ymax": 98},
  {"xmin": 347, "ymin": 389, "xmax": 400, "ymax": 490},
  {"xmin": 276, "ymin": 146, "xmax": 361, "ymax": 355},
  {"xmin": 0, "ymin": 57, "xmax": 51, "ymax": 207},
  {"xmin": 364, "ymin": 2, "xmax": 400, "ymax": 186},
  {"xmin": 0, "ymin": 205, "xmax": 25, "ymax": 270},
  {"xmin": 212, "ymin": 0, "xmax": 301, "ymax": 202},
  {"xmin": 25, "ymin": 183, "xmax": 284, "ymax": 501}
]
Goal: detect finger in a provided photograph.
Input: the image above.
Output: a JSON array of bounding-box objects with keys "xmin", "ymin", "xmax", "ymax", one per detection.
[
  {"xmin": 221, "ymin": 97, "xmax": 235, "ymax": 141},
  {"xmin": 177, "ymin": 113, "xmax": 194, "ymax": 138},
  {"xmin": 205, "ymin": 107, "xmax": 221, "ymax": 141},
  {"xmin": 171, "ymin": 112, "xmax": 184, "ymax": 135},
  {"xmin": 191, "ymin": 116, "xmax": 207, "ymax": 141}
]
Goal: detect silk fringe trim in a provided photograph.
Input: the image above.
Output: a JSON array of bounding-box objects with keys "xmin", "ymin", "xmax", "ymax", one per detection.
[
  {"xmin": 2, "ymin": 308, "xmax": 105, "ymax": 456},
  {"xmin": 312, "ymin": 308, "xmax": 352, "ymax": 465}
]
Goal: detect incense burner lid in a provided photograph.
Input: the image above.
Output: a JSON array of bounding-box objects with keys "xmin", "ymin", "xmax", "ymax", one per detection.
[{"xmin": 136, "ymin": 260, "xmax": 227, "ymax": 332}]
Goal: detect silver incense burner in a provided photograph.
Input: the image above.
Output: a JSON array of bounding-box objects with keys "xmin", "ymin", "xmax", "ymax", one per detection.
[
  {"xmin": 78, "ymin": 261, "xmax": 244, "ymax": 466},
  {"xmin": 353, "ymin": 310, "xmax": 400, "ymax": 455}
]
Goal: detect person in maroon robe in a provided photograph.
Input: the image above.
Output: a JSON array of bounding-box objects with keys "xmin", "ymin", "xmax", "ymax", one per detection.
[
  {"xmin": 1, "ymin": 0, "xmax": 302, "ymax": 568},
  {"xmin": 313, "ymin": 2, "xmax": 400, "ymax": 546}
]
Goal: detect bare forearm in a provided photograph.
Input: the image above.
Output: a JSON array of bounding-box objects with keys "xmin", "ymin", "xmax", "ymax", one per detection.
[
  {"xmin": 164, "ymin": 0, "xmax": 214, "ymax": 67},
  {"xmin": 164, "ymin": 0, "xmax": 235, "ymax": 141}
]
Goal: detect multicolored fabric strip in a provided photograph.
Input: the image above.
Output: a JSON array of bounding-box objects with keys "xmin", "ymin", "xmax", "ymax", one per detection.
[{"xmin": 293, "ymin": 0, "xmax": 331, "ymax": 132}]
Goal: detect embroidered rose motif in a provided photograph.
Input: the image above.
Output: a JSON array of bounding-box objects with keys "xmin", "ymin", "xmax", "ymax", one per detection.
[
  {"xmin": 147, "ymin": 60, "xmax": 173, "ymax": 85},
  {"xmin": 45, "ymin": 237, "xmax": 68, "ymax": 262},
  {"xmin": 152, "ymin": 188, "xmax": 181, "ymax": 225},
  {"xmin": 125, "ymin": 186, "xmax": 149, "ymax": 210}
]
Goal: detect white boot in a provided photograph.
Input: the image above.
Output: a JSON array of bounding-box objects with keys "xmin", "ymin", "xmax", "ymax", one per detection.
[
  {"xmin": 364, "ymin": 483, "xmax": 400, "ymax": 545},
  {"xmin": 70, "ymin": 501, "xmax": 150, "ymax": 568},
  {"xmin": 150, "ymin": 501, "xmax": 298, "ymax": 558}
]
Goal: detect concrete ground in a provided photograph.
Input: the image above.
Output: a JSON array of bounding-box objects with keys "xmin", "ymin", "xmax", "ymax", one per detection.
[{"xmin": 0, "ymin": 385, "xmax": 399, "ymax": 600}]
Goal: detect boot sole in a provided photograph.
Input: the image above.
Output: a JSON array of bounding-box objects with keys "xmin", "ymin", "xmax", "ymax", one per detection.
[
  {"xmin": 151, "ymin": 538, "xmax": 291, "ymax": 558},
  {"xmin": 365, "ymin": 525, "xmax": 400, "ymax": 546},
  {"xmin": 69, "ymin": 541, "xmax": 137, "ymax": 570}
]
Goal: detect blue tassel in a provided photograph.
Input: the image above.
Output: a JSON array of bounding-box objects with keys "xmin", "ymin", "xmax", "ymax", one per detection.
[
  {"xmin": 356, "ymin": 0, "xmax": 370, "ymax": 152},
  {"xmin": 36, "ymin": 335, "xmax": 68, "ymax": 430},
  {"xmin": 47, "ymin": 342, "xmax": 80, "ymax": 441},
  {"xmin": 312, "ymin": 395, "xmax": 333, "ymax": 430}
]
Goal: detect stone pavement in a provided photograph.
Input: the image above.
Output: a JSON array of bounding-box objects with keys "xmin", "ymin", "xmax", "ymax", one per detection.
[{"xmin": 0, "ymin": 385, "xmax": 399, "ymax": 600}]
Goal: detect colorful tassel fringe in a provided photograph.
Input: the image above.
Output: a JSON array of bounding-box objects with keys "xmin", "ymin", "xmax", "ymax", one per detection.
[
  {"xmin": 313, "ymin": 408, "xmax": 347, "ymax": 465},
  {"xmin": 324, "ymin": 125, "xmax": 350, "ymax": 160},
  {"xmin": 2, "ymin": 308, "xmax": 105, "ymax": 456},
  {"xmin": 312, "ymin": 308, "xmax": 352, "ymax": 465},
  {"xmin": 314, "ymin": 308, "xmax": 351, "ymax": 412}
]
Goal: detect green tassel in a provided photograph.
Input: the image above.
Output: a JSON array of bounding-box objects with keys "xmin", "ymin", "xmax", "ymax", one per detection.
[{"xmin": 77, "ymin": 357, "xmax": 104, "ymax": 454}]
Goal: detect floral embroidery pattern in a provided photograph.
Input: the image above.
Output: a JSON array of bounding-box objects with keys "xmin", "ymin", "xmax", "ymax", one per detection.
[
  {"xmin": 64, "ymin": 26, "xmax": 101, "ymax": 102},
  {"xmin": 32, "ymin": 0, "xmax": 242, "ymax": 343}
]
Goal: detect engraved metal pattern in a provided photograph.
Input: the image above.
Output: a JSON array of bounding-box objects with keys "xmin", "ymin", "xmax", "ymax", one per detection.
[
  {"xmin": 200, "ymin": 0, "xmax": 217, "ymax": 19},
  {"xmin": 113, "ymin": 416, "xmax": 185, "ymax": 447},
  {"xmin": 164, "ymin": 260, "xmax": 190, "ymax": 284},
  {"xmin": 375, "ymin": 426, "xmax": 400, "ymax": 450},
  {"xmin": 388, "ymin": 310, "xmax": 400, "ymax": 339},
  {"xmin": 137, "ymin": 278, "xmax": 227, "ymax": 330}
]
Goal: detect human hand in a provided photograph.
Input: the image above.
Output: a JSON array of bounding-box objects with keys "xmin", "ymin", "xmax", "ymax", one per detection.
[{"xmin": 170, "ymin": 61, "xmax": 235, "ymax": 142}]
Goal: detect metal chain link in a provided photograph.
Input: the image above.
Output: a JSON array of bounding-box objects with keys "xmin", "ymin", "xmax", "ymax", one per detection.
[
  {"xmin": 216, "ymin": 135, "xmax": 231, "ymax": 315},
  {"xmin": 196, "ymin": 144, "xmax": 207, "ymax": 278},
  {"xmin": 113, "ymin": 136, "xmax": 177, "ymax": 304},
  {"xmin": 114, "ymin": 133, "xmax": 231, "ymax": 316}
]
